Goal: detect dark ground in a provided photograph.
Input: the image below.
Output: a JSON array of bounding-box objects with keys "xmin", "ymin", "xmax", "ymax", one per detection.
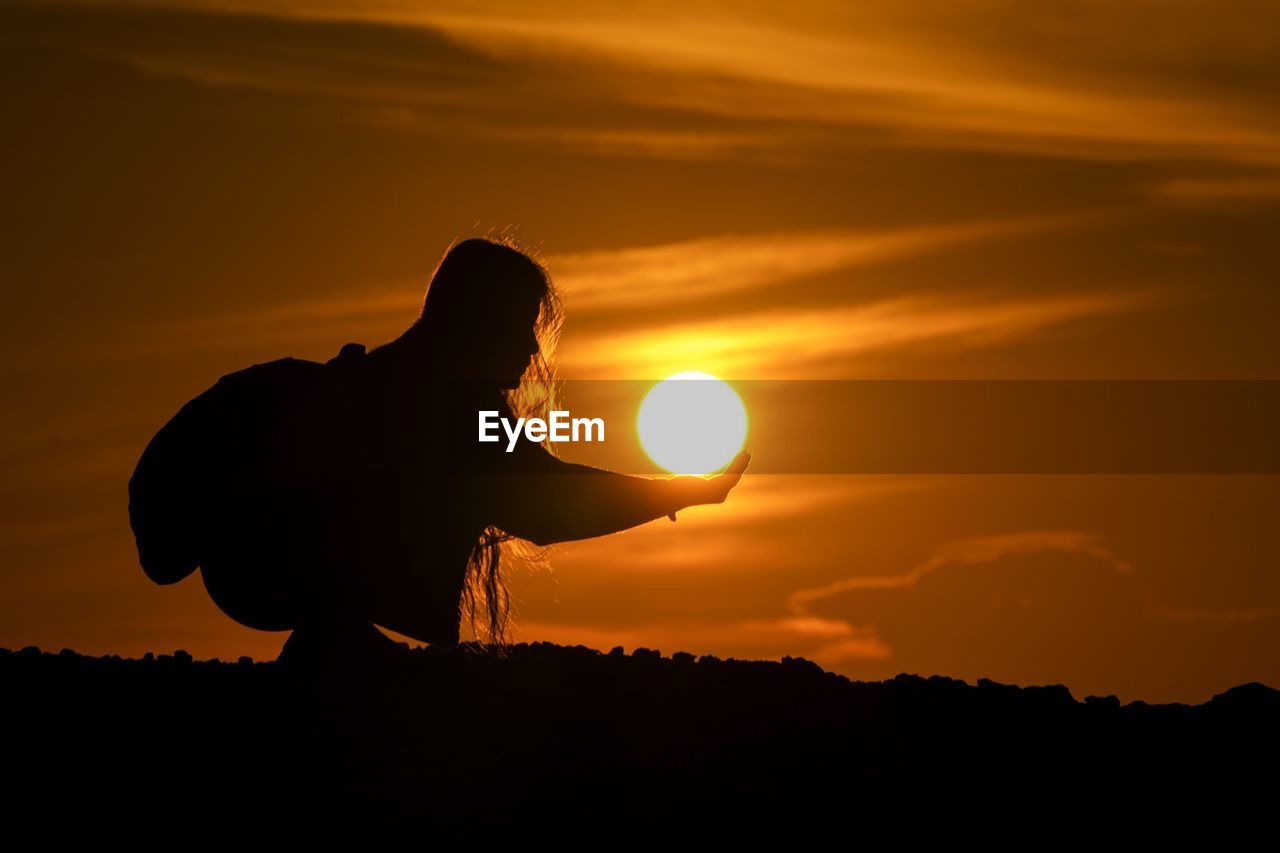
[{"xmin": 3, "ymin": 641, "xmax": 1276, "ymax": 842}]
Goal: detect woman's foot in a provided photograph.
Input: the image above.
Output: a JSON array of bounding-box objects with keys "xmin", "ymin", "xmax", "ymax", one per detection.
[{"xmin": 277, "ymin": 621, "xmax": 408, "ymax": 672}]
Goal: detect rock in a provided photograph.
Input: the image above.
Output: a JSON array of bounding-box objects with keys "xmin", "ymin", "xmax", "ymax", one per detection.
[{"xmin": 781, "ymin": 655, "xmax": 823, "ymax": 675}]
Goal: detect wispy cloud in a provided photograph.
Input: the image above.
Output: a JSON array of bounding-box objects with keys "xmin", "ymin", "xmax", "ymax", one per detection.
[
  {"xmin": 548, "ymin": 216, "xmax": 1094, "ymax": 313},
  {"xmin": 511, "ymin": 616, "xmax": 890, "ymax": 663},
  {"xmin": 96, "ymin": 283, "xmax": 422, "ymax": 361},
  {"xmin": 666, "ymin": 475, "xmax": 933, "ymax": 530},
  {"xmin": 1155, "ymin": 175, "xmax": 1280, "ymax": 203},
  {"xmin": 96, "ymin": 214, "xmax": 1138, "ymax": 369},
  {"xmin": 414, "ymin": 4, "xmax": 1280, "ymax": 165},
  {"xmin": 32, "ymin": 2, "xmax": 1280, "ymax": 165},
  {"xmin": 560, "ymin": 289, "xmax": 1151, "ymax": 378},
  {"xmin": 787, "ymin": 530, "xmax": 1135, "ymax": 616}
]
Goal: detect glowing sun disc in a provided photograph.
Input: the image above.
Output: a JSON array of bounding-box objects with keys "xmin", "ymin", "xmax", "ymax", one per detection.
[{"xmin": 637, "ymin": 372, "xmax": 748, "ymax": 476}]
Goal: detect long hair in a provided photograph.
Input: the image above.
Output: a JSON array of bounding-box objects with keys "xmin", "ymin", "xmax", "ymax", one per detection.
[{"xmin": 419, "ymin": 233, "xmax": 564, "ymax": 648}]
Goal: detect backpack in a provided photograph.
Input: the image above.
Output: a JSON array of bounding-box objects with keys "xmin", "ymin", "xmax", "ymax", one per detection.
[{"xmin": 127, "ymin": 344, "xmax": 366, "ymax": 587}]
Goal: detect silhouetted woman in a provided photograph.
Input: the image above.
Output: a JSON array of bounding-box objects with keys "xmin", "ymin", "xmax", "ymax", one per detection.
[{"xmin": 128, "ymin": 237, "xmax": 749, "ymax": 664}]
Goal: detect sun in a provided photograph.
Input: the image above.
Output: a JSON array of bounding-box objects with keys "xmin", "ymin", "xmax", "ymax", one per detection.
[{"xmin": 637, "ymin": 372, "xmax": 748, "ymax": 476}]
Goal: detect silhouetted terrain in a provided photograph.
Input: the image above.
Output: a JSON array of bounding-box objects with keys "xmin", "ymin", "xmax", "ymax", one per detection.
[{"xmin": 4, "ymin": 642, "xmax": 1275, "ymax": 841}]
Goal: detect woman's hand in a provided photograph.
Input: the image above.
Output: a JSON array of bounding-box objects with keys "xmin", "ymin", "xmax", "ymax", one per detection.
[{"xmin": 665, "ymin": 451, "xmax": 752, "ymax": 520}]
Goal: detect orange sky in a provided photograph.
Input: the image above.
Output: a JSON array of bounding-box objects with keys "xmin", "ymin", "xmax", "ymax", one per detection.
[{"xmin": 3, "ymin": 0, "xmax": 1280, "ymax": 702}]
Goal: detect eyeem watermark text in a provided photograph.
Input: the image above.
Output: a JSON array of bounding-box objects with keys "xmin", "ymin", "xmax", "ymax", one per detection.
[{"xmin": 479, "ymin": 410, "xmax": 606, "ymax": 452}]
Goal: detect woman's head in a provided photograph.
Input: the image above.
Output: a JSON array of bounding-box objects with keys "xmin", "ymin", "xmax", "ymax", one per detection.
[{"xmin": 411, "ymin": 236, "xmax": 563, "ymax": 394}]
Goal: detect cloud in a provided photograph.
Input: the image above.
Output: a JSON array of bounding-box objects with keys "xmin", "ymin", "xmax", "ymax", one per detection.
[
  {"xmin": 509, "ymin": 527, "xmax": 1218, "ymax": 676},
  {"xmin": 20, "ymin": 4, "xmax": 510, "ymax": 110},
  {"xmin": 559, "ymin": 288, "xmax": 1151, "ymax": 378},
  {"xmin": 511, "ymin": 615, "xmax": 890, "ymax": 663},
  {"xmin": 771, "ymin": 528, "xmax": 1280, "ymax": 701},
  {"xmin": 94, "ymin": 214, "xmax": 1140, "ymax": 369},
  {"xmin": 787, "ymin": 530, "xmax": 1134, "ymax": 615},
  {"xmin": 533, "ymin": 476, "xmax": 935, "ymax": 574},
  {"xmin": 412, "ymin": 2, "xmax": 1280, "ymax": 165},
  {"xmin": 129, "ymin": 283, "xmax": 422, "ymax": 354},
  {"xmin": 23, "ymin": 2, "xmax": 1280, "ymax": 165},
  {"xmin": 1155, "ymin": 176, "xmax": 1280, "ymax": 203},
  {"xmin": 1, "ymin": 2, "xmax": 796, "ymax": 160},
  {"xmin": 667, "ymin": 475, "xmax": 933, "ymax": 530},
  {"xmin": 548, "ymin": 215, "xmax": 1094, "ymax": 313},
  {"xmin": 547, "ymin": 531, "xmax": 790, "ymax": 573}
]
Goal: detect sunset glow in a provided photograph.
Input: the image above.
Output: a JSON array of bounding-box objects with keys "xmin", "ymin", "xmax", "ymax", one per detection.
[{"xmin": 5, "ymin": 0, "xmax": 1280, "ymax": 704}]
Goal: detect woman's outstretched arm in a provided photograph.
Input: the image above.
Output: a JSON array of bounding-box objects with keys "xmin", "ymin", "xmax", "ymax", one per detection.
[{"xmin": 479, "ymin": 447, "xmax": 751, "ymax": 547}]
